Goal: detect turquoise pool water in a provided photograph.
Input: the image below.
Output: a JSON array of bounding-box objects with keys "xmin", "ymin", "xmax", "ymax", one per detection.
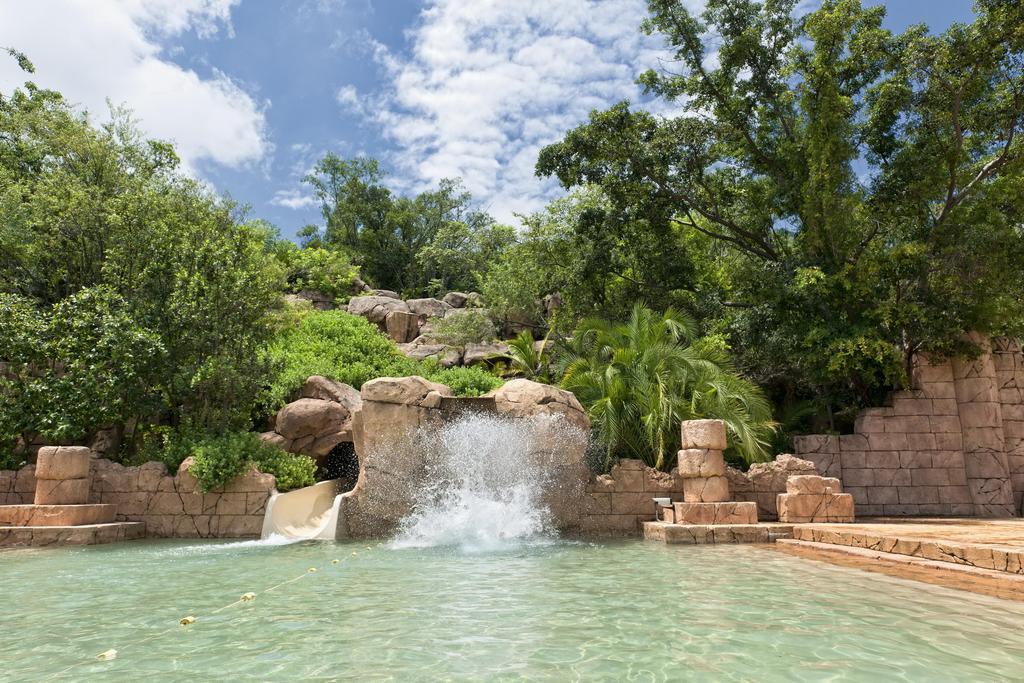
[{"xmin": 3, "ymin": 538, "xmax": 1024, "ymax": 680}]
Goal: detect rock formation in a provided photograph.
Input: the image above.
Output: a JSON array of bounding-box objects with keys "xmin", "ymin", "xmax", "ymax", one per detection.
[{"xmin": 260, "ymin": 376, "xmax": 361, "ymax": 462}]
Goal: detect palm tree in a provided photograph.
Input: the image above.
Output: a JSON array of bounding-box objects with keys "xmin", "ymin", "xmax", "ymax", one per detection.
[
  {"xmin": 558, "ymin": 304, "xmax": 775, "ymax": 471},
  {"xmin": 506, "ymin": 330, "xmax": 551, "ymax": 382}
]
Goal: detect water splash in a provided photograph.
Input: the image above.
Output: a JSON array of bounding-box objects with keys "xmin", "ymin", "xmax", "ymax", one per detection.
[{"xmin": 390, "ymin": 413, "xmax": 558, "ymax": 552}]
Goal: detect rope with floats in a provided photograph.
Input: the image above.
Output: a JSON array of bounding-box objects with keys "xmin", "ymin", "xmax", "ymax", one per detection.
[{"xmin": 47, "ymin": 546, "xmax": 377, "ymax": 680}]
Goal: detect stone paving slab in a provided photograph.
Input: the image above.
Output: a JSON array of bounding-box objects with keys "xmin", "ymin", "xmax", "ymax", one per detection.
[
  {"xmin": 774, "ymin": 539, "xmax": 1024, "ymax": 602},
  {"xmin": 0, "ymin": 522, "xmax": 145, "ymax": 548},
  {"xmin": 794, "ymin": 518, "xmax": 1024, "ymax": 574}
]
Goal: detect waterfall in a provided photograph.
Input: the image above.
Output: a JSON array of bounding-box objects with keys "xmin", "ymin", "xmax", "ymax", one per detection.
[{"xmin": 390, "ymin": 413, "xmax": 556, "ymax": 552}]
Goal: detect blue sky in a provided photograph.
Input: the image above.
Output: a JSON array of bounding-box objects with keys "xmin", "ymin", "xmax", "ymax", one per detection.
[{"xmin": 0, "ymin": 0, "xmax": 974, "ymax": 241}]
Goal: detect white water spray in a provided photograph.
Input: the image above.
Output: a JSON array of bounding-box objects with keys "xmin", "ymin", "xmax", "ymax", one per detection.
[{"xmin": 390, "ymin": 413, "xmax": 560, "ymax": 552}]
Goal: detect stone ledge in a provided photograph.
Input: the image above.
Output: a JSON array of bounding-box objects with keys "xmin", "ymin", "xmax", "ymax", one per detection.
[
  {"xmin": 0, "ymin": 504, "xmax": 116, "ymax": 527},
  {"xmin": 773, "ymin": 539, "xmax": 1024, "ymax": 602},
  {"xmin": 0, "ymin": 522, "xmax": 145, "ymax": 548},
  {"xmin": 642, "ymin": 521, "xmax": 794, "ymax": 544}
]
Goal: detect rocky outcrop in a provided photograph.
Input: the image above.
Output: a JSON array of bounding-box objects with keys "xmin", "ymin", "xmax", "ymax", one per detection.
[
  {"xmin": 442, "ymin": 291, "xmax": 469, "ymax": 308},
  {"xmin": 396, "ymin": 340, "xmax": 463, "ymax": 367},
  {"xmin": 347, "ymin": 295, "xmax": 410, "ymax": 325},
  {"xmin": 463, "ymin": 341, "xmax": 511, "ymax": 366},
  {"xmin": 260, "ymin": 376, "xmax": 361, "ymax": 461},
  {"xmin": 407, "ymin": 298, "xmax": 451, "ymax": 318}
]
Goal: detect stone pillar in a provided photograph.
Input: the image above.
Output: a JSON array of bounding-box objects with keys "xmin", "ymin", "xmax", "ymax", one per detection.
[
  {"xmin": 952, "ymin": 333, "xmax": 1016, "ymax": 516},
  {"xmin": 673, "ymin": 420, "xmax": 757, "ymax": 524},
  {"xmin": 33, "ymin": 446, "xmax": 93, "ymax": 505}
]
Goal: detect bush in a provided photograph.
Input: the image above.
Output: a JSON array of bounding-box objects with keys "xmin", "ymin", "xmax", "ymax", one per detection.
[
  {"xmin": 262, "ymin": 309, "xmax": 503, "ymax": 411},
  {"xmin": 428, "ymin": 365, "xmax": 504, "ymax": 397},
  {"xmin": 142, "ymin": 428, "xmax": 316, "ymax": 493},
  {"xmin": 428, "ymin": 309, "xmax": 497, "ymax": 346},
  {"xmin": 273, "ymin": 244, "xmax": 358, "ymax": 301}
]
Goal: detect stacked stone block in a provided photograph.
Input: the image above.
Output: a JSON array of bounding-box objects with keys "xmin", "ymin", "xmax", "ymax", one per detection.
[
  {"xmin": 33, "ymin": 446, "xmax": 93, "ymax": 505},
  {"xmin": 776, "ymin": 474, "xmax": 854, "ymax": 523},
  {"xmin": 673, "ymin": 419, "xmax": 758, "ymax": 525}
]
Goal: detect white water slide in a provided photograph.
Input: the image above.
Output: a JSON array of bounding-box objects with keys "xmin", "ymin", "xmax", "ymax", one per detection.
[{"xmin": 260, "ymin": 479, "xmax": 345, "ymax": 540}]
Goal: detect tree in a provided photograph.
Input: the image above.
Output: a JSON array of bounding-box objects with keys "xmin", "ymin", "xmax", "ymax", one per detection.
[
  {"xmin": 538, "ymin": 0, "xmax": 1024, "ymax": 424},
  {"xmin": 302, "ymin": 155, "xmax": 503, "ymax": 295},
  {"xmin": 0, "ymin": 69, "xmax": 283, "ymax": 454},
  {"xmin": 559, "ymin": 304, "xmax": 775, "ymax": 471}
]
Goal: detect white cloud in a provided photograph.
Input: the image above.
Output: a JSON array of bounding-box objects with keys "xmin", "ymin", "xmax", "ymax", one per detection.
[
  {"xmin": 0, "ymin": 0, "xmax": 270, "ymax": 174},
  {"xmin": 336, "ymin": 84, "xmax": 365, "ymax": 115},
  {"xmin": 363, "ymin": 0, "xmax": 692, "ymax": 222},
  {"xmin": 270, "ymin": 189, "xmax": 318, "ymax": 210}
]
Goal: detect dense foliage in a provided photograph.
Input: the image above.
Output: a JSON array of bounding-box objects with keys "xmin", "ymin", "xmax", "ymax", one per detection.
[
  {"xmin": 262, "ymin": 308, "xmax": 503, "ymax": 412},
  {"xmin": 300, "ymin": 155, "xmax": 514, "ymax": 297},
  {"xmin": 559, "ymin": 305, "xmax": 775, "ymax": 470},
  {"xmin": 145, "ymin": 428, "xmax": 316, "ymax": 493},
  {"xmin": 537, "ymin": 0, "xmax": 1024, "ymax": 429}
]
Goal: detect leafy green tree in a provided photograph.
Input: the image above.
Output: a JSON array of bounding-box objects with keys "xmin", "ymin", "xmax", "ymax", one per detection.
[
  {"xmin": 539, "ymin": 0, "xmax": 1024, "ymax": 424},
  {"xmin": 302, "ymin": 154, "xmax": 505, "ymax": 295},
  {"xmin": 559, "ymin": 305, "xmax": 775, "ymax": 471},
  {"xmin": 0, "ymin": 70, "xmax": 283, "ymax": 447}
]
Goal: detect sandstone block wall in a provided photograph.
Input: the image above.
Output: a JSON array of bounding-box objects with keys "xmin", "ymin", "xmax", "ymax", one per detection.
[
  {"xmin": 88, "ymin": 459, "xmax": 275, "ymax": 538},
  {"xmin": 796, "ymin": 334, "xmax": 1023, "ymax": 517},
  {"xmin": 580, "ymin": 459, "xmax": 682, "ymax": 536},
  {"xmin": 2, "ymin": 457, "xmax": 276, "ymax": 537}
]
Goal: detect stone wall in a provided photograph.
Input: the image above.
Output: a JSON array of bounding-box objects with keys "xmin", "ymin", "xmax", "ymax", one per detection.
[
  {"xmin": 578, "ymin": 453, "xmax": 822, "ymax": 535},
  {"xmin": 88, "ymin": 458, "xmax": 275, "ymax": 537},
  {"xmin": 796, "ymin": 334, "xmax": 1023, "ymax": 517},
  {"xmin": 579, "ymin": 459, "xmax": 682, "ymax": 536},
  {"xmin": 1, "ymin": 457, "xmax": 276, "ymax": 538}
]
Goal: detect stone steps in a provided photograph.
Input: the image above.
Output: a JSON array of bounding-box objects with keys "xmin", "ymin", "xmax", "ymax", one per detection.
[
  {"xmin": 775, "ymin": 539, "xmax": 1024, "ymax": 601},
  {"xmin": 643, "ymin": 521, "xmax": 794, "ymax": 544},
  {"xmin": 0, "ymin": 522, "xmax": 145, "ymax": 548},
  {"xmin": 0, "ymin": 504, "xmax": 116, "ymax": 527},
  {"xmin": 791, "ymin": 524, "xmax": 1024, "ymax": 574}
]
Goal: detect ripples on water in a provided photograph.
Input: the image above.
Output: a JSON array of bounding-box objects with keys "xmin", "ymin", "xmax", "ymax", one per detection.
[{"xmin": 4, "ymin": 538, "xmax": 1024, "ymax": 680}]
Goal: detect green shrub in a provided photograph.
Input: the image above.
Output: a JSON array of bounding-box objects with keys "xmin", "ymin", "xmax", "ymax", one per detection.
[
  {"xmin": 252, "ymin": 447, "xmax": 318, "ymax": 492},
  {"xmin": 262, "ymin": 309, "xmax": 503, "ymax": 411},
  {"xmin": 428, "ymin": 309, "xmax": 497, "ymax": 346},
  {"xmin": 273, "ymin": 244, "xmax": 358, "ymax": 301},
  {"xmin": 427, "ymin": 365, "xmax": 503, "ymax": 397},
  {"xmin": 143, "ymin": 428, "xmax": 316, "ymax": 493}
]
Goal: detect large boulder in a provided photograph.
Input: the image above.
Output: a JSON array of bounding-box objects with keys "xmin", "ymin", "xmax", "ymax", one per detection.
[
  {"xmin": 407, "ymin": 298, "xmax": 451, "ymax": 318},
  {"xmin": 463, "ymin": 341, "xmax": 511, "ymax": 366},
  {"xmin": 263, "ymin": 376, "xmax": 361, "ymax": 459},
  {"xmin": 370, "ymin": 289, "xmax": 400, "ymax": 300},
  {"xmin": 385, "ymin": 310, "xmax": 421, "ymax": 343},
  {"xmin": 347, "ymin": 296, "xmax": 410, "ymax": 325},
  {"xmin": 442, "ymin": 291, "xmax": 468, "ymax": 308},
  {"xmin": 397, "ymin": 340, "xmax": 462, "ymax": 367},
  {"xmin": 360, "ymin": 375, "xmax": 452, "ymax": 406},
  {"xmin": 489, "ymin": 379, "xmax": 589, "ymax": 433}
]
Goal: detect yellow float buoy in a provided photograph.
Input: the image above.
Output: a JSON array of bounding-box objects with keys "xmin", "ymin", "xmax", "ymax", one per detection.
[
  {"xmin": 96, "ymin": 649, "xmax": 118, "ymax": 661},
  {"xmin": 331, "ymin": 559, "xmax": 339, "ymax": 565},
  {"xmin": 180, "ymin": 616, "xmax": 196, "ymax": 626},
  {"xmin": 240, "ymin": 592, "xmax": 257, "ymax": 602},
  {"xmin": 307, "ymin": 567, "xmax": 317, "ymax": 573}
]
